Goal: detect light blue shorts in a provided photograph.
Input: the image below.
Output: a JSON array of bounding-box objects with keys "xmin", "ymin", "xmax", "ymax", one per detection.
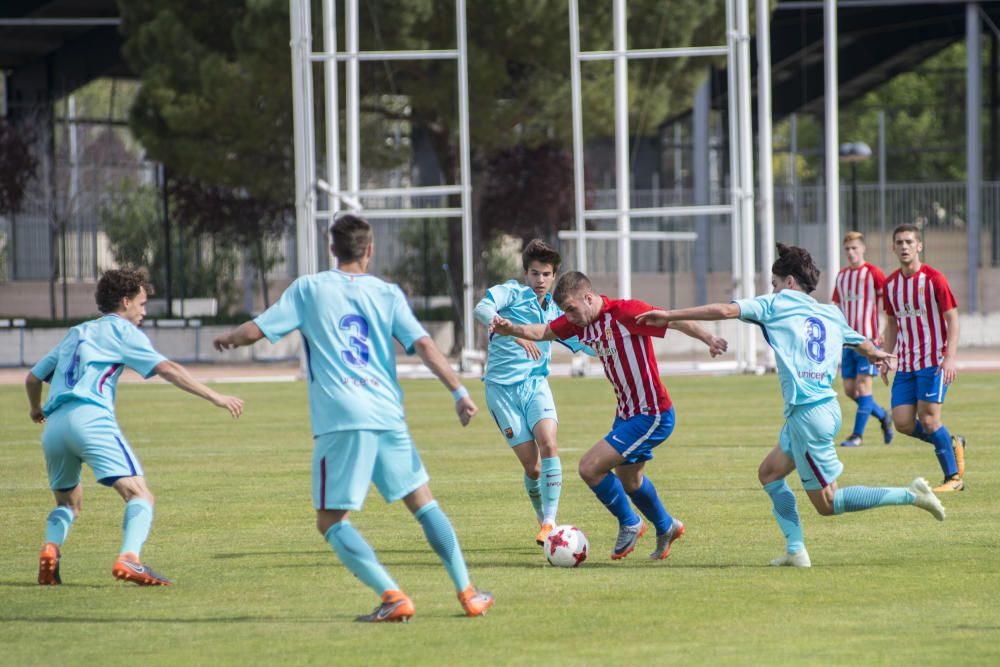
[
  {"xmin": 841, "ymin": 347, "xmax": 877, "ymax": 379},
  {"xmin": 779, "ymin": 398, "xmax": 844, "ymax": 491},
  {"xmin": 41, "ymin": 402, "xmax": 144, "ymax": 490},
  {"xmin": 312, "ymin": 428, "xmax": 429, "ymax": 511},
  {"xmin": 485, "ymin": 377, "xmax": 557, "ymax": 446},
  {"xmin": 891, "ymin": 366, "xmax": 948, "ymax": 406}
]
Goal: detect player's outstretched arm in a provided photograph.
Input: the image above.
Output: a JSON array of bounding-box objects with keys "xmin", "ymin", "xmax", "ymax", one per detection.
[
  {"xmin": 412, "ymin": 337, "xmax": 478, "ymax": 426},
  {"xmin": 669, "ymin": 320, "xmax": 729, "ymax": 358},
  {"xmin": 153, "ymin": 360, "xmax": 244, "ymax": 418},
  {"xmin": 24, "ymin": 372, "xmax": 45, "ymax": 424},
  {"xmin": 636, "ymin": 303, "xmax": 741, "ymax": 327},
  {"xmin": 489, "ymin": 316, "xmax": 556, "ymax": 341},
  {"xmin": 213, "ymin": 321, "xmax": 266, "ymax": 351}
]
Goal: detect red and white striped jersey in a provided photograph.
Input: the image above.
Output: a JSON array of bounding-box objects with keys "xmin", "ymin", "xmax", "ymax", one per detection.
[
  {"xmin": 832, "ymin": 262, "xmax": 886, "ymax": 339},
  {"xmin": 550, "ymin": 297, "xmax": 672, "ymax": 419},
  {"xmin": 884, "ymin": 264, "xmax": 957, "ymax": 372}
]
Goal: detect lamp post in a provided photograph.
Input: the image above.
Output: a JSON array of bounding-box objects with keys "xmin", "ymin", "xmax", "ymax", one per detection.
[{"xmin": 839, "ymin": 141, "xmax": 872, "ymax": 231}]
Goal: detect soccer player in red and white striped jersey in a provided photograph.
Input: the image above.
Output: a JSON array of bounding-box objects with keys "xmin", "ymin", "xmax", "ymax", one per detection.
[
  {"xmin": 490, "ymin": 271, "xmax": 727, "ymax": 562},
  {"xmin": 831, "ymin": 231, "xmax": 893, "ymax": 447},
  {"xmin": 881, "ymin": 224, "xmax": 966, "ymax": 492}
]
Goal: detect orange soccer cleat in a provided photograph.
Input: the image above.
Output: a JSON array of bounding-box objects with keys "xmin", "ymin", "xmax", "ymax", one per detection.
[
  {"xmin": 112, "ymin": 553, "xmax": 172, "ymax": 586},
  {"xmin": 355, "ymin": 590, "xmax": 415, "ymax": 623},
  {"xmin": 38, "ymin": 543, "xmax": 61, "ymax": 585},
  {"xmin": 458, "ymin": 585, "xmax": 495, "ymax": 617}
]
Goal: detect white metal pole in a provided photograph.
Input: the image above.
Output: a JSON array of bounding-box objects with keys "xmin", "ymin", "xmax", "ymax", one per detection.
[
  {"xmin": 456, "ymin": 0, "xmax": 476, "ymax": 360},
  {"xmin": 322, "ymin": 0, "xmax": 341, "ymax": 237},
  {"xmin": 756, "ymin": 0, "xmax": 774, "ymax": 293},
  {"xmin": 290, "ymin": 0, "xmax": 317, "ymax": 276},
  {"xmin": 346, "ymin": 0, "xmax": 360, "ymax": 195},
  {"xmin": 569, "ymin": 0, "xmax": 587, "ymax": 273},
  {"xmin": 736, "ymin": 0, "xmax": 757, "ymax": 369},
  {"xmin": 967, "ymin": 2, "xmax": 982, "ymax": 312},
  {"xmin": 613, "ymin": 0, "xmax": 631, "ymax": 298},
  {"xmin": 725, "ymin": 0, "xmax": 745, "ymax": 369},
  {"xmin": 823, "ymin": 0, "xmax": 840, "ymax": 303}
]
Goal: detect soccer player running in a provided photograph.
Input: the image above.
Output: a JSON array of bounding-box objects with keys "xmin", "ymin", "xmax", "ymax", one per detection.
[
  {"xmin": 25, "ymin": 269, "xmax": 244, "ymax": 586},
  {"xmin": 473, "ymin": 239, "xmax": 594, "ymax": 547},
  {"xmin": 832, "ymin": 231, "xmax": 893, "ymax": 447},
  {"xmin": 213, "ymin": 214, "xmax": 493, "ymax": 622},
  {"xmin": 636, "ymin": 243, "xmax": 945, "ymax": 568},
  {"xmin": 490, "ymin": 271, "xmax": 726, "ymax": 561},
  {"xmin": 880, "ymin": 224, "xmax": 966, "ymax": 492}
]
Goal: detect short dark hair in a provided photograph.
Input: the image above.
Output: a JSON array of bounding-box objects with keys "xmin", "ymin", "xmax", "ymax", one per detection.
[
  {"xmin": 521, "ymin": 238, "xmax": 561, "ymax": 272},
  {"xmin": 552, "ymin": 271, "xmax": 592, "ymax": 307},
  {"xmin": 772, "ymin": 243, "xmax": 820, "ymax": 294},
  {"xmin": 95, "ymin": 269, "xmax": 152, "ymax": 314},
  {"xmin": 892, "ymin": 223, "xmax": 921, "ymax": 241},
  {"xmin": 330, "ymin": 213, "xmax": 373, "ymax": 263}
]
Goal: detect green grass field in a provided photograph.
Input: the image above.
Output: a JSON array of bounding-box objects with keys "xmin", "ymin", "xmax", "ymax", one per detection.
[{"xmin": 2, "ymin": 373, "xmax": 998, "ymax": 666}]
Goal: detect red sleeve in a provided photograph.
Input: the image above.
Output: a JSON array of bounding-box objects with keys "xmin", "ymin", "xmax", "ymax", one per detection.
[
  {"xmin": 931, "ymin": 272, "xmax": 957, "ymax": 312},
  {"xmin": 831, "ymin": 284, "xmax": 841, "ymax": 304},
  {"xmin": 870, "ymin": 265, "xmax": 887, "ymax": 295},
  {"xmin": 614, "ymin": 300, "xmax": 669, "ymax": 338},
  {"xmin": 549, "ymin": 314, "xmax": 581, "ymax": 340},
  {"xmin": 883, "ymin": 273, "xmax": 897, "ymax": 315}
]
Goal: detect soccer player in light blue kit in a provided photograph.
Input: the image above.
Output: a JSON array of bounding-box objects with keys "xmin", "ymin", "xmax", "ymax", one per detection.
[
  {"xmin": 637, "ymin": 243, "xmax": 946, "ymax": 567},
  {"xmin": 213, "ymin": 214, "xmax": 494, "ymax": 622},
  {"xmin": 473, "ymin": 239, "xmax": 593, "ymax": 547},
  {"xmin": 25, "ymin": 269, "xmax": 244, "ymax": 586}
]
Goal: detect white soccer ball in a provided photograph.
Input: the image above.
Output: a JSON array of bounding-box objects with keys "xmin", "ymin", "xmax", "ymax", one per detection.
[{"xmin": 543, "ymin": 525, "xmax": 589, "ymax": 567}]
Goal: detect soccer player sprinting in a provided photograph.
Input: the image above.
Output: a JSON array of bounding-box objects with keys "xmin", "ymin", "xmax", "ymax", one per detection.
[
  {"xmin": 25, "ymin": 269, "xmax": 244, "ymax": 586},
  {"xmin": 832, "ymin": 231, "xmax": 893, "ymax": 447},
  {"xmin": 473, "ymin": 239, "xmax": 594, "ymax": 547},
  {"xmin": 213, "ymin": 214, "xmax": 493, "ymax": 622},
  {"xmin": 880, "ymin": 224, "xmax": 966, "ymax": 492},
  {"xmin": 490, "ymin": 272, "xmax": 726, "ymax": 561},
  {"xmin": 636, "ymin": 243, "xmax": 945, "ymax": 567}
]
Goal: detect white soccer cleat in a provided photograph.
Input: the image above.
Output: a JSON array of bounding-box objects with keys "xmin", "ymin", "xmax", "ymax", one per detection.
[
  {"xmin": 769, "ymin": 549, "xmax": 811, "ymax": 568},
  {"xmin": 909, "ymin": 477, "xmax": 946, "ymax": 521}
]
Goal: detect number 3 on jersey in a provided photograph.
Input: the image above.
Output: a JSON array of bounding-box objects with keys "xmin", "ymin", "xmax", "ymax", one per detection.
[
  {"xmin": 340, "ymin": 314, "xmax": 370, "ymax": 367},
  {"xmin": 803, "ymin": 317, "xmax": 826, "ymax": 363}
]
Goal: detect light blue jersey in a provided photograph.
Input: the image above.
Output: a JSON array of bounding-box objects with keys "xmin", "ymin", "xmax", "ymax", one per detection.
[
  {"xmin": 473, "ymin": 280, "xmax": 591, "ymax": 385},
  {"xmin": 254, "ymin": 269, "xmax": 429, "ymax": 436},
  {"xmin": 30, "ymin": 315, "xmax": 167, "ymax": 417},
  {"xmin": 736, "ymin": 290, "xmax": 864, "ymax": 416}
]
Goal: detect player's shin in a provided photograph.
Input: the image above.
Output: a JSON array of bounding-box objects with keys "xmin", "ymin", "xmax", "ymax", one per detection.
[
  {"xmin": 763, "ymin": 480, "xmax": 805, "ymax": 554},
  {"xmin": 119, "ymin": 498, "xmax": 153, "ymax": 556},
  {"xmin": 523, "ymin": 474, "xmax": 543, "ymax": 523},
  {"xmin": 540, "ymin": 457, "xmax": 562, "ymax": 525},
  {"xmin": 928, "ymin": 426, "xmax": 959, "ymax": 478},
  {"xmin": 852, "ymin": 395, "xmax": 875, "ymax": 436},
  {"xmin": 832, "ymin": 487, "xmax": 916, "ymax": 514},
  {"xmin": 325, "ymin": 520, "xmax": 399, "ymax": 594},
  {"xmin": 45, "ymin": 506, "xmax": 75, "ymax": 546},
  {"xmin": 591, "ymin": 473, "xmax": 641, "ymax": 526},
  {"xmin": 626, "ymin": 476, "xmax": 673, "ymax": 534},
  {"xmin": 414, "ymin": 500, "xmax": 471, "ymax": 591}
]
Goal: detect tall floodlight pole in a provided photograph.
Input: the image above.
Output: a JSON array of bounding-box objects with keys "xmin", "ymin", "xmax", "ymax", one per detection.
[
  {"xmin": 967, "ymin": 2, "xmax": 982, "ymax": 313},
  {"xmin": 290, "ymin": 0, "xmax": 318, "ymax": 276},
  {"xmin": 613, "ymin": 0, "xmax": 632, "ymax": 298},
  {"xmin": 756, "ymin": 0, "xmax": 775, "ymax": 294},
  {"xmin": 346, "ymin": 0, "xmax": 360, "ymax": 196},
  {"xmin": 569, "ymin": 0, "xmax": 587, "ymax": 272},
  {"xmin": 322, "ymin": 0, "xmax": 341, "ymax": 256},
  {"xmin": 736, "ymin": 0, "xmax": 756, "ymax": 370},
  {"xmin": 823, "ymin": 0, "xmax": 840, "ymax": 303},
  {"xmin": 456, "ymin": 0, "xmax": 475, "ymax": 361}
]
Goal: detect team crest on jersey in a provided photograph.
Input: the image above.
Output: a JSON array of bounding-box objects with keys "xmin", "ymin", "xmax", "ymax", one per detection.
[{"xmin": 505, "ymin": 427, "xmax": 514, "ymax": 439}]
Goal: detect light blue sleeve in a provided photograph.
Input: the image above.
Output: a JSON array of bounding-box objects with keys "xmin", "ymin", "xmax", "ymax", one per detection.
[
  {"xmin": 390, "ymin": 287, "xmax": 431, "ymax": 354},
  {"xmin": 735, "ymin": 295, "xmax": 775, "ymax": 324},
  {"xmin": 555, "ymin": 336, "xmax": 597, "ymax": 357},
  {"xmin": 838, "ymin": 313, "xmax": 866, "ymax": 346},
  {"xmin": 473, "ymin": 293, "xmax": 499, "ymax": 326},
  {"xmin": 30, "ymin": 345, "xmax": 60, "ymax": 382},
  {"xmin": 254, "ymin": 280, "xmax": 304, "ymax": 343},
  {"xmin": 122, "ymin": 326, "xmax": 169, "ymax": 378}
]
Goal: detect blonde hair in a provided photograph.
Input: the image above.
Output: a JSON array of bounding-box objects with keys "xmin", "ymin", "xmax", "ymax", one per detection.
[{"xmin": 842, "ymin": 231, "xmax": 865, "ymax": 244}]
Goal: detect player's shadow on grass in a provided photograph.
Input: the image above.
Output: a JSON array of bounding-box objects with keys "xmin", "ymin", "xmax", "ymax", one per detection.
[
  {"xmin": 1, "ymin": 615, "xmax": 333, "ymax": 624},
  {"xmin": 0, "ymin": 581, "xmax": 104, "ymax": 589}
]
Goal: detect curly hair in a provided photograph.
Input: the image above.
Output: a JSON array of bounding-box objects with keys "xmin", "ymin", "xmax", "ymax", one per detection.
[
  {"xmin": 95, "ymin": 269, "xmax": 152, "ymax": 314},
  {"xmin": 771, "ymin": 243, "xmax": 820, "ymax": 294},
  {"xmin": 521, "ymin": 238, "xmax": 561, "ymax": 272}
]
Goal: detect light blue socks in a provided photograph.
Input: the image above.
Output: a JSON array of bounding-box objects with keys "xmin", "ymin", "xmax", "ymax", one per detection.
[
  {"xmin": 120, "ymin": 498, "xmax": 154, "ymax": 556},
  {"xmin": 540, "ymin": 457, "xmax": 562, "ymax": 525},
  {"xmin": 45, "ymin": 506, "xmax": 76, "ymax": 546},
  {"xmin": 415, "ymin": 501, "xmax": 471, "ymax": 592},
  {"xmin": 523, "ymin": 474, "xmax": 543, "ymax": 524},
  {"xmin": 325, "ymin": 520, "xmax": 398, "ymax": 595},
  {"xmin": 763, "ymin": 480, "xmax": 804, "ymax": 555},
  {"xmin": 833, "ymin": 486, "xmax": 916, "ymax": 514}
]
